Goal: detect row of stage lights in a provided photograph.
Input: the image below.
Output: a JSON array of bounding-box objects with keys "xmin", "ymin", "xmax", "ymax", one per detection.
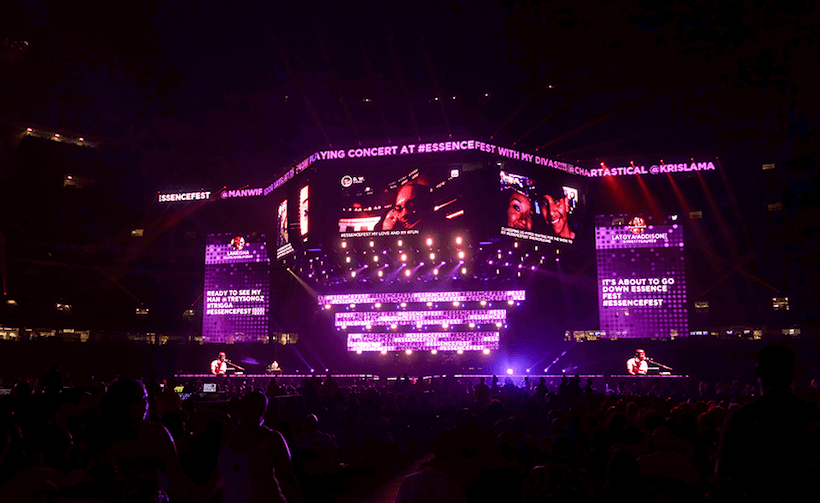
[
  {"xmin": 294, "ymin": 236, "xmax": 560, "ymax": 284},
  {"xmin": 342, "ymin": 236, "xmax": 470, "ymax": 279}
]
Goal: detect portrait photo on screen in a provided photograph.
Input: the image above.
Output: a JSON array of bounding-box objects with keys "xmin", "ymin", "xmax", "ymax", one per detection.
[
  {"xmin": 276, "ymin": 199, "xmax": 288, "ymax": 248},
  {"xmin": 337, "ymin": 166, "xmax": 466, "ymax": 238},
  {"xmin": 299, "ymin": 185, "xmax": 309, "ymax": 239},
  {"xmin": 499, "ymin": 169, "xmax": 580, "ymax": 245}
]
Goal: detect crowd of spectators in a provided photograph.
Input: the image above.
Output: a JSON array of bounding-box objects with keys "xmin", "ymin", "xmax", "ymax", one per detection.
[{"xmin": 0, "ymin": 345, "xmax": 818, "ymax": 502}]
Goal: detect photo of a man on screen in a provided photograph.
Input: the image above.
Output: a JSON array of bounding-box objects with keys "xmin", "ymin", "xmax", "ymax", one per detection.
[
  {"xmin": 540, "ymin": 186, "xmax": 576, "ymax": 240},
  {"xmin": 380, "ymin": 181, "xmax": 431, "ymax": 230}
]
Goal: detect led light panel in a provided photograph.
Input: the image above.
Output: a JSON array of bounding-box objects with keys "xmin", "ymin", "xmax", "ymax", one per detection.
[
  {"xmin": 347, "ymin": 332, "xmax": 500, "ymax": 352},
  {"xmin": 335, "ymin": 309, "xmax": 506, "ymax": 327},
  {"xmin": 319, "ymin": 290, "xmax": 525, "ymax": 306}
]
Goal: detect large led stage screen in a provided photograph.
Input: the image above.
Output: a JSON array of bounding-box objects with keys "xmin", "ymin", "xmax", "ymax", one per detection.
[
  {"xmin": 595, "ymin": 215, "xmax": 688, "ymax": 338},
  {"xmin": 203, "ymin": 233, "xmax": 270, "ymax": 343},
  {"xmin": 336, "ymin": 165, "xmax": 471, "ymax": 240},
  {"xmin": 498, "ymin": 168, "xmax": 583, "ymax": 246},
  {"xmin": 319, "ymin": 290, "xmax": 525, "ymax": 352}
]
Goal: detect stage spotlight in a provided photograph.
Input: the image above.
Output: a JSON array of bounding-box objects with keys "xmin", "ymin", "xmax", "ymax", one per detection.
[
  {"xmin": 391, "ymin": 323, "xmax": 398, "ymax": 329},
  {"xmin": 461, "ymin": 267, "xmax": 467, "ymax": 274},
  {"xmin": 369, "ymin": 241, "xmax": 374, "ymax": 247},
  {"xmin": 416, "ymin": 322, "xmax": 423, "ymax": 328},
  {"xmin": 426, "ymin": 238, "xmax": 433, "ymax": 246},
  {"xmin": 483, "ymin": 348, "xmax": 490, "ymax": 355},
  {"xmin": 373, "ymin": 255, "xmax": 379, "ymax": 262},
  {"xmin": 405, "ymin": 349, "xmax": 413, "ymax": 355},
  {"xmin": 397, "ymin": 239, "xmax": 403, "ymax": 246},
  {"xmin": 365, "ymin": 324, "xmax": 372, "ymax": 330},
  {"xmin": 341, "ymin": 241, "xmax": 347, "ymax": 248},
  {"xmin": 380, "ymin": 350, "xmax": 387, "ymax": 355},
  {"xmin": 457, "ymin": 349, "xmax": 464, "ymax": 354},
  {"xmin": 453, "ymin": 301, "xmax": 460, "ymax": 307},
  {"xmin": 469, "ymin": 322, "xmax": 476, "ymax": 328},
  {"xmin": 433, "ymin": 269, "xmax": 439, "ymax": 275},
  {"xmin": 427, "ymin": 301, "xmax": 433, "ymax": 307},
  {"xmin": 350, "ymin": 303, "xmax": 356, "ymax": 308},
  {"xmin": 480, "ymin": 300, "xmax": 487, "ymax": 307},
  {"xmin": 514, "ymin": 242, "xmax": 519, "ymax": 248},
  {"xmin": 507, "ymin": 300, "xmax": 514, "ymax": 305},
  {"xmin": 506, "ymin": 368, "xmax": 513, "ymax": 375},
  {"xmin": 375, "ymin": 302, "xmax": 382, "ymax": 308},
  {"xmin": 495, "ymin": 322, "xmax": 503, "ymax": 328},
  {"xmin": 378, "ymin": 270, "xmax": 384, "ymax": 278},
  {"xmin": 345, "ymin": 256, "xmax": 351, "ymax": 263},
  {"xmin": 400, "ymin": 302, "xmax": 407, "ymax": 308},
  {"xmin": 324, "ymin": 304, "xmax": 332, "ymax": 309},
  {"xmin": 430, "ymin": 253, "xmax": 435, "ymax": 260},
  {"xmin": 401, "ymin": 253, "xmax": 407, "ymax": 261},
  {"xmin": 431, "ymin": 349, "xmax": 438, "ymax": 355},
  {"xmin": 351, "ymin": 271, "xmax": 356, "ymax": 278},
  {"xmin": 442, "ymin": 323, "xmax": 449, "ymax": 329},
  {"xmin": 405, "ymin": 269, "xmax": 411, "ymax": 277},
  {"xmin": 455, "ymin": 236, "xmax": 462, "ymax": 245},
  {"xmin": 458, "ymin": 251, "xmax": 465, "ymax": 259},
  {"xmin": 356, "ymin": 349, "xmax": 362, "ymax": 354}
]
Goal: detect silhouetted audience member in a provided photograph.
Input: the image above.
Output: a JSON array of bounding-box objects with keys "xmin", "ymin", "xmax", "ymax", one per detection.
[
  {"xmin": 85, "ymin": 378, "xmax": 216, "ymax": 502},
  {"xmin": 715, "ymin": 345, "xmax": 820, "ymax": 501},
  {"xmin": 395, "ymin": 430, "xmax": 467, "ymax": 503},
  {"xmin": 217, "ymin": 391, "xmax": 303, "ymax": 503},
  {"xmin": 39, "ymin": 363, "xmax": 63, "ymax": 399},
  {"xmin": 474, "ymin": 377, "xmax": 490, "ymax": 403}
]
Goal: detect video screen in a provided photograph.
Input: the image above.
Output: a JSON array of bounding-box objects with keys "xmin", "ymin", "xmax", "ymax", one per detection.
[
  {"xmin": 499, "ymin": 169, "xmax": 581, "ymax": 245},
  {"xmin": 319, "ymin": 290, "xmax": 525, "ymax": 352},
  {"xmin": 202, "ymin": 232, "xmax": 270, "ymax": 343},
  {"xmin": 276, "ymin": 199, "xmax": 288, "ymax": 248},
  {"xmin": 299, "ymin": 185, "xmax": 309, "ymax": 239},
  {"xmin": 595, "ymin": 215, "xmax": 688, "ymax": 338},
  {"xmin": 337, "ymin": 166, "xmax": 466, "ymax": 239}
]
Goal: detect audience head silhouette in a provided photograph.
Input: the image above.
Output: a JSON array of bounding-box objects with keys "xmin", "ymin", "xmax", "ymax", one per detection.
[{"xmin": 756, "ymin": 344, "xmax": 795, "ymax": 390}]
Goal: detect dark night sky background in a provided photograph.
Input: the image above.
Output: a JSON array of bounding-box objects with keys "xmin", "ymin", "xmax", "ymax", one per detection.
[
  {"xmin": 3, "ymin": 0, "xmax": 818, "ymax": 187},
  {"xmin": 1, "ymin": 0, "xmax": 819, "ymax": 331}
]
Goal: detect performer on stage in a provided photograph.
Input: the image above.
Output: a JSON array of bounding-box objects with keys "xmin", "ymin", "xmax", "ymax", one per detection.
[
  {"xmin": 626, "ymin": 349, "xmax": 649, "ymax": 375},
  {"xmin": 210, "ymin": 351, "xmax": 228, "ymax": 375}
]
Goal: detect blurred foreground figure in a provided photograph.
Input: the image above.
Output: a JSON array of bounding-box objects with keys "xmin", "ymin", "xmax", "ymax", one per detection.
[
  {"xmin": 218, "ymin": 391, "xmax": 303, "ymax": 503},
  {"xmin": 715, "ymin": 345, "xmax": 820, "ymax": 501}
]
